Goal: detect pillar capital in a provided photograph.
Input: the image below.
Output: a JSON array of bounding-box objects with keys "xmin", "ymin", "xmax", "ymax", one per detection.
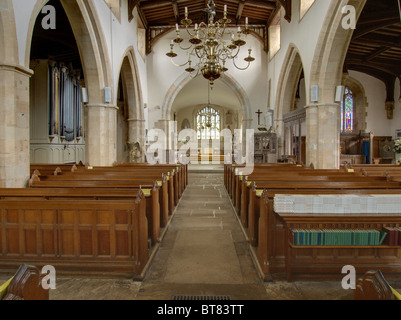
[
  {"xmin": 305, "ymin": 103, "xmax": 340, "ymax": 110},
  {"xmin": 0, "ymin": 62, "xmax": 33, "ymax": 77},
  {"xmin": 84, "ymin": 103, "xmax": 118, "ymax": 110}
]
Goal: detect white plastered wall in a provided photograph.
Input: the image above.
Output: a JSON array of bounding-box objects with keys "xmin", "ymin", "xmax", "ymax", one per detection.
[{"xmin": 268, "ymin": 0, "xmax": 332, "ymax": 119}]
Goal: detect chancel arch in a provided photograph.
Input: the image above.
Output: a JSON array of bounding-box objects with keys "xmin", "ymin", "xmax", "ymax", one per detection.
[
  {"xmin": 169, "ymin": 74, "xmax": 246, "ymax": 162},
  {"xmin": 162, "ymin": 73, "xmax": 252, "ymax": 127}
]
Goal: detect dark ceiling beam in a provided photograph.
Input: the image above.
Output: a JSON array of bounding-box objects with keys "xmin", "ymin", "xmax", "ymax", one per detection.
[
  {"xmin": 128, "ymin": 0, "xmax": 141, "ymax": 22},
  {"xmin": 357, "ymin": 10, "xmax": 400, "ymax": 25},
  {"xmin": 352, "ymin": 35, "xmax": 401, "ymax": 49},
  {"xmin": 346, "ymin": 59, "xmax": 401, "ymax": 78},
  {"xmin": 277, "ymin": 0, "xmax": 291, "ymax": 23},
  {"xmin": 243, "ymin": 0, "xmax": 276, "ymax": 9},
  {"xmin": 364, "ymin": 46, "xmax": 392, "ymax": 61},
  {"xmin": 352, "ymin": 17, "xmax": 400, "ymax": 39}
]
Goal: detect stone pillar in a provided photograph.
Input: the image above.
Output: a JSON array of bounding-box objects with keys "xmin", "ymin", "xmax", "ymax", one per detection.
[
  {"xmin": 306, "ymin": 103, "xmax": 341, "ymax": 169},
  {"xmin": 84, "ymin": 104, "xmax": 118, "ymax": 166},
  {"xmin": 0, "ymin": 63, "xmax": 33, "ymax": 187}
]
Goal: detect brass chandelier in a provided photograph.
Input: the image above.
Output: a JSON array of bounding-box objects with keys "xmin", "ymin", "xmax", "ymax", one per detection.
[{"xmin": 166, "ymin": 0, "xmax": 255, "ymax": 86}]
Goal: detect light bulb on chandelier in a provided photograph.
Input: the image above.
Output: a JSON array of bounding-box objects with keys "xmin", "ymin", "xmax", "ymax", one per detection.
[{"xmin": 166, "ymin": 0, "xmax": 255, "ymax": 87}]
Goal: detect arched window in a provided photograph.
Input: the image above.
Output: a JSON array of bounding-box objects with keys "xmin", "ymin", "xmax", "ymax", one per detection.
[
  {"xmin": 341, "ymin": 87, "xmax": 354, "ymax": 133},
  {"xmin": 196, "ymin": 106, "xmax": 221, "ymax": 140}
]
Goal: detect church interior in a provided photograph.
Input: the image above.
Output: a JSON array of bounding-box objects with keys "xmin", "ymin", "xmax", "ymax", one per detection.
[{"xmin": 1, "ymin": 0, "xmax": 401, "ymax": 302}]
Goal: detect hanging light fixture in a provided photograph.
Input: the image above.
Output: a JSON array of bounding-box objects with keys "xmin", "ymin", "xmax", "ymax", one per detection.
[
  {"xmin": 205, "ymin": 82, "xmax": 213, "ymax": 128},
  {"xmin": 166, "ymin": 0, "xmax": 255, "ymax": 87}
]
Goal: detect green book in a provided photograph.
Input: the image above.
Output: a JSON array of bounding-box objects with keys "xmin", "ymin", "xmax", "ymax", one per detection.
[
  {"xmin": 346, "ymin": 230, "xmax": 352, "ymax": 246},
  {"xmin": 312, "ymin": 230, "xmax": 317, "ymax": 246},
  {"xmin": 379, "ymin": 231, "xmax": 388, "ymax": 245}
]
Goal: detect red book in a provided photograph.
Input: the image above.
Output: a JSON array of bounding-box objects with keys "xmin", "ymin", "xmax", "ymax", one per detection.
[{"xmin": 384, "ymin": 227, "xmax": 395, "ymax": 246}]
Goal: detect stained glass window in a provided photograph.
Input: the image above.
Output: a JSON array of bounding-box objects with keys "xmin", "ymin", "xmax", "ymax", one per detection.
[
  {"xmin": 341, "ymin": 88, "xmax": 354, "ymax": 133},
  {"xmin": 196, "ymin": 106, "xmax": 221, "ymax": 140}
]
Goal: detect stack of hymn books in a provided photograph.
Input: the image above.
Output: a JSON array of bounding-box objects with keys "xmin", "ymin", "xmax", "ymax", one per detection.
[
  {"xmin": 274, "ymin": 194, "xmax": 401, "ymax": 214},
  {"xmin": 290, "ymin": 229, "xmax": 388, "ymax": 246},
  {"xmin": 383, "ymin": 227, "xmax": 401, "ymax": 246}
]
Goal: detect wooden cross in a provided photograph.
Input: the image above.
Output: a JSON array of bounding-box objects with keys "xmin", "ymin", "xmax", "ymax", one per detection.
[{"xmin": 256, "ymin": 109, "xmax": 263, "ymax": 125}]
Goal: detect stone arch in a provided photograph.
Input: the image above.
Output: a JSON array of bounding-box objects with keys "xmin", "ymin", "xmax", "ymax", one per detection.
[
  {"xmin": 26, "ymin": 0, "xmax": 116, "ymax": 166},
  {"xmin": 118, "ymin": 47, "xmax": 144, "ymax": 121},
  {"xmin": 309, "ymin": 0, "xmax": 367, "ymax": 104},
  {"xmin": 273, "ymin": 44, "xmax": 305, "ymax": 156},
  {"xmin": 26, "ymin": 0, "xmax": 112, "ymax": 104},
  {"xmin": 117, "ymin": 47, "xmax": 146, "ymax": 162},
  {"xmin": 304, "ymin": 0, "xmax": 367, "ymax": 169},
  {"xmin": 274, "ymin": 44, "xmax": 304, "ymax": 122},
  {"xmin": 161, "ymin": 73, "xmax": 252, "ymax": 128}
]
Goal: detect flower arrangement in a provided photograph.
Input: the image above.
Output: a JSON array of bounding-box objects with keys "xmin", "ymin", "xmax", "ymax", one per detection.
[{"xmin": 394, "ymin": 138, "xmax": 401, "ymax": 154}]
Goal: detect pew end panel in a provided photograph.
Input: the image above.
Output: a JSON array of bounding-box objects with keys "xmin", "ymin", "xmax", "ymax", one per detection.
[
  {"xmin": 1, "ymin": 264, "xmax": 49, "ymax": 300},
  {"xmin": 354, "ymin": 270, "xmax": 399, "ymax": 300},
  {"xmin": 0, "ymin": 198, "xmax": 149, "ymax": 278}
]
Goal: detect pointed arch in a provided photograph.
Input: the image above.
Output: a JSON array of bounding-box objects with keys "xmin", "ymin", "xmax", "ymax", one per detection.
[
  {"xmin": 161, "ymin": 73, "xmax": 252, "ymax": 127},
  {"xmin": 274, "ymin": 44, "xmax": 304, "ymax": 122},
  {"xmin": 117, "ymin": 47, "xmax": 146, "ymax": 162},
  {"xmin": 309, "ymin": 0, "xmax": 367, "ymax": 104},
  {"xmin": 118, "ymin": 47, "xmax": 144, "ymax": 121},
  {"xmin": 26, "ymin": 0, "xmax": 113, "ymax": 104}
]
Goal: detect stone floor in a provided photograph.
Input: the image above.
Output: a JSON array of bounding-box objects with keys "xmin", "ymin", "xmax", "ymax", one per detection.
[{"xmin": 45, "ymin": 166, "xmax": 367, "ymax": 301}]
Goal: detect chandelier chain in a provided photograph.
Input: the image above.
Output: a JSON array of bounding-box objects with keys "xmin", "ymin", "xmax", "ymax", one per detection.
[{"xmin": 166, "ymin": 0, "xmax": 255, "ymax": 87}]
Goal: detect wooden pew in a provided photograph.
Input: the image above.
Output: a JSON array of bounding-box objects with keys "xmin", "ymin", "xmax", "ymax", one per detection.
[
  {"xmin": 32, "ymin": 171, "xmax": 172, "ymax": 226},
  {"xmin": 1, "ymin": 264, "xmax": 49, "ymax": 300},
  {"xmin": 226, "ymin": 163, "xmax": 401, "ymax": 281},
  {"xmin": 354, "ymin": 270, "xmax": 401, "ymax": 300},
  {"xmin": 30, "ymin": 163, "xmax": 83, "ymax": 175},
  {"xmin": 226, "ymin": 164, "xmax": 308, "ymax": 199},
  {"xmin": 116, "ymin": 163, "xmax": 188, "ymax": 196},
  {"xmin": 0, "ymin": 186, "xmax": 167, "ymax": 246},
  {"xmin": 256, "ymin": 189, "xmax": 401, "ymax": 281},
  {"xmin": 245, "ymin": 180, "xmax": 401, "ymax": 247},
  {"xmin": 28, "ymin": 176, "xmax": 162, "ymax": 246},
  {"xmin": 234, "ymin": 171, "xmax": 388, "ymax": 217},
  {"xmin": 75, "ymin": 165, "xmax": 182, "ymax": 207},
  {"xmin": 0, "ymin": 196, "xmax": 149, "ymax": 278}
]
